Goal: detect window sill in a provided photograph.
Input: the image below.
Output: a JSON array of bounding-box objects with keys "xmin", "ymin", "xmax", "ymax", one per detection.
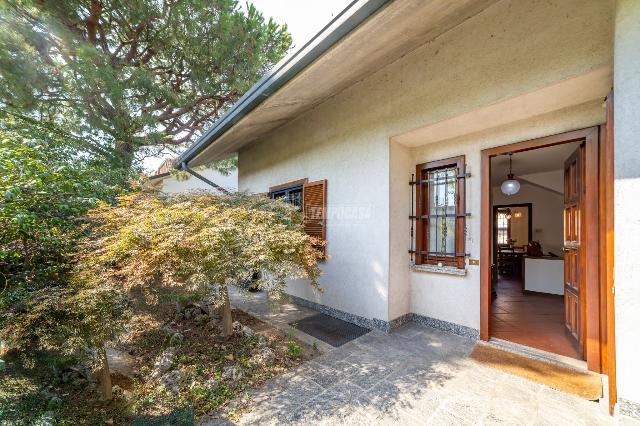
[{"xmin": 410, "ymin": 262, "xmax": 467, "ymax": 276}]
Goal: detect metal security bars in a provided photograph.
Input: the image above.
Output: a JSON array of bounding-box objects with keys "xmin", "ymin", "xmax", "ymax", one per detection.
[
  {"xmin": 409, "ymin": 156, "xmax": 470, "ymax": 269},
  {"xmin": 270, "ymin": 184, "xmax": 303, "ymax": 211}
]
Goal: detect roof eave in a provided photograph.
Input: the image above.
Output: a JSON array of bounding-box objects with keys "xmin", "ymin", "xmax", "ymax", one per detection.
[{"xmin": 176, "ymin": 0, "xmax": 390, "ymax": 169}]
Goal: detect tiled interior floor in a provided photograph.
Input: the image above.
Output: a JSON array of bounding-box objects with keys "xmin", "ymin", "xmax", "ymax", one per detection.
[{"xmin": 491, "ymin": 277, "xmax": 581, "ymax": 359}]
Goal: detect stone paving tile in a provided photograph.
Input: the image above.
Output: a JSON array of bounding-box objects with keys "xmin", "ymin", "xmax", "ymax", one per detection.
[
  {"xmin": 328, "ymin": 379, "xmax": 368, "ymax": 397},
  {"xmin": 225, "ymin": 289, "xmax": 617, "ymax": 425},
  {"xmin": 428, "ymin": 406, "xmax": 482, "ymax": 426},
  {"xmin": 299, "ymin": 362, "xmax": 344, "ymax": 388}
]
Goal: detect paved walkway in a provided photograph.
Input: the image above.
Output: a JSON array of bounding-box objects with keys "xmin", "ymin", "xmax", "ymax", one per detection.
[
  {"xmin": 229, "ymin": 286, "xmax": 336, "ymax": 352},
  {"xmin": 229, "ymin": 288, "xmax": 623, "ymax": 425}
]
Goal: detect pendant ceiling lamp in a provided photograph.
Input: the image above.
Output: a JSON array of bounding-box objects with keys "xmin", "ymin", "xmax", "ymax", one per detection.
[{"xmin": 500, "ymin": 153, "xmax": 521, "ymax": 196}]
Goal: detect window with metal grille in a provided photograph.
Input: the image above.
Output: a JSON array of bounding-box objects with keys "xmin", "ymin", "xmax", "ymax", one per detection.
[
  {"xmin": 269, "ymin": 183, "xmax": 303, "ymax": 211},
  {"xmin": 415, "ymin": 156, "xmax": 466, "ymax": 269}
]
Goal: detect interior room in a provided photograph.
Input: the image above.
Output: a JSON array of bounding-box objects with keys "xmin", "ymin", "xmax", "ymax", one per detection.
[{"xmin": 490, "ymin": 141, "xmax": 582, "ymax": 359}]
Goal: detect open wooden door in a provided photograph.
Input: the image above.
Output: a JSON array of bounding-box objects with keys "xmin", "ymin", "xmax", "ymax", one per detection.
[
  {"xmin": 563, "ymin": 144, "xmax": 586, "ymax": 357},
  {"xmin": 603, "ymin": 90, "xmax": 617, "ymax": 414}
]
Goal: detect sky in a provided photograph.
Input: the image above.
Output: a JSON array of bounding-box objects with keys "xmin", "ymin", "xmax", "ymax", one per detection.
[
  {"xmin": 244, "ymin": 0, "xmax": 352, "ymax": 50},
  {"xmin": 143, "ymin": 0, "xmax": 352, "ymax": 173}
]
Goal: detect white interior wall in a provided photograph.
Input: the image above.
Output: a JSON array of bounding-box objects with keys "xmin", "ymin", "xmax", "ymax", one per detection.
[
  {"xmin": 505, "ymin": 206, "xmax": 529, "ymax": 247},
  {"xmin": 492, "ymin": 183, "xmax": 565, "ymax": 256},
  {"xmin": 519, "ymin": 170, "xmax": 564, "ymax": 194},
  {"xmin": 613, "ymin": 0, "xmax": 640, "ymax": 412}
]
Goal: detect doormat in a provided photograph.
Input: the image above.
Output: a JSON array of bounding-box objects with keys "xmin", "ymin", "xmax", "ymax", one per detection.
[
  {"xmin": 291, "ymin": 313, "xmax": 369, "ymax": 347},
  {"xmin": 469, "ymin": 344, "xmax": 602, "ymax": 400}
]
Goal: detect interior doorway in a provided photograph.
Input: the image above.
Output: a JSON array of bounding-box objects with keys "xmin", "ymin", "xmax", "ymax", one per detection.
[
  {"xmin": 480, "ymin": 127, "xmax": 610, "ymax": 373},
  {"xmin": 489, "ymin": 143, "xmax": 582, "ymax": 359}
]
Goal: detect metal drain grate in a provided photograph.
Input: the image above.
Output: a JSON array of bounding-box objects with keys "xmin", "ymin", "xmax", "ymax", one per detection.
[{"xmin": 291, "ymin": 313, "xmax": 370, "ymax": 347}]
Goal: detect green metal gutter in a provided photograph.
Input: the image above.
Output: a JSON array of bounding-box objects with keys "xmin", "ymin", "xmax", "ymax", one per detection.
[{"xmin": 176, "ymin": 0, "xmax": 391, "ymax": 169}]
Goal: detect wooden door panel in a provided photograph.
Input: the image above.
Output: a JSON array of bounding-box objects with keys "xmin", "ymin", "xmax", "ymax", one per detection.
[
  {"xmin": 564, "ymin": 145, "xmax": 585, "ymax": 357},
  {"xmin": 565, "ymin": 290, "xmax": 579, "ymax": 338}
]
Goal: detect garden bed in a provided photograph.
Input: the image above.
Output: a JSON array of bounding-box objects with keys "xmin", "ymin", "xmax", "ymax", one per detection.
[{"xmin": 0, "ymin": 296, "xmax": 319, "ymax": 425}]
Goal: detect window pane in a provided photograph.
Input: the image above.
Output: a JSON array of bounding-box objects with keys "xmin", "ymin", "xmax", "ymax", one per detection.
[
  {"xmin": 497, "ymin": 211, "xmax": 509, "ymax": 244},
  {"xmin": 428, "ymin": 216, "xmax": 455, "ymax": 254},
  {"xmin": 289, "ymin": 188, "xmax": 303, "ymax": 211},
  {"xmin": 270, "ymin": 186, "xmax": 303, "ymax": 212},
  {"xmin": 427, "ymin": 168, "xmax": 456, "ymax": 256},
  {"xmin": 428, "ymin": 218, "xmax": 439, "ymax": 253}
]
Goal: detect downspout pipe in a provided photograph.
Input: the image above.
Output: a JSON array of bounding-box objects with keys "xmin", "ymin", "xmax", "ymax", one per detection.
[{"xmin": 179, "ymin": 162, "xmax": 230, "ymax": 195}]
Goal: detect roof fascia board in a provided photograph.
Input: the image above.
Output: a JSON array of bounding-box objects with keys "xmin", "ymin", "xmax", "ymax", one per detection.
[{"xmin": 176, "ymin": 0, "xmax": 391, "ymax": 168}]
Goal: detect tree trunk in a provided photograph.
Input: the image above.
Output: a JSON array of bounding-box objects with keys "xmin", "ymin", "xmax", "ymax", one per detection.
[
  {"xmin": 114, "ymin": 140, "xmax": 135, "ymax": 169},
  {"xmin": 97, "ymin": 344, "xmax": 113, "ymax": 400},
  {"xmin": 221, "ymin": 285, "xmax": 233, "ymax": 337}
]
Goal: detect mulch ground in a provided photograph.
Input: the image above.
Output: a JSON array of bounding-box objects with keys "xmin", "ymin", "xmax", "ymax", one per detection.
[{"xmin": 0, "ymin": 295, "xmax": 320, "ymax": 425}]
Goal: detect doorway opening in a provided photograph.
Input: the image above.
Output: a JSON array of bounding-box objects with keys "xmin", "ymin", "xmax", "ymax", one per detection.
[
  {"xmin": 480, "ymin": 126, "xmax": 613, "ymax": 375},
  {"xmin": 480, "ymin": 96, "xmax": 616, "ymax": 413},
  {"xmin": 489, "ymin": 143, "xmax": 582, "ymax": 359}
]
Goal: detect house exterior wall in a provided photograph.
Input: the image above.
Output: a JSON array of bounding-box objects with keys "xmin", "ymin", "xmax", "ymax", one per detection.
[
  {"xmin": 241, "ymin": 17, "xmax": 415, "ymax": 323},
  {"xmin": 238, "ymin": 102, "xmax": 392, "ymax": 322},
  {"xmin": 407, "ymin": 102, "xmax": 606, "ymax": 330},
  {"xmin": 613, "ymin": 0, "xmax": 640, "ymax": 415},
  {"xmin": 238, "ymin": 0, "xmax": 613, "ymax": 327}
]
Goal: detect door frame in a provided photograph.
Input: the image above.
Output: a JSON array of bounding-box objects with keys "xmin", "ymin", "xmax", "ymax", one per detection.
[
  {"xmin": 480, "ymin": 127, "xmax": 602, "ymax": 370},
  {"xmin": 492, "ymin": 203, "xmax": 533, "ymax": 261}
]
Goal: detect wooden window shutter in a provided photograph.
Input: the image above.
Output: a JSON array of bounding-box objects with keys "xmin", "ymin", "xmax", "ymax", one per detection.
[{"xmin": 303, "ymin": 180, "xmax": 327, "ymax": 254}]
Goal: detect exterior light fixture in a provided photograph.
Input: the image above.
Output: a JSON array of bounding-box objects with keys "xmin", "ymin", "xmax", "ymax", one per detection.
[{"xmin": 500, "ymin": 153, "xmax": 521, "ymax": 196}]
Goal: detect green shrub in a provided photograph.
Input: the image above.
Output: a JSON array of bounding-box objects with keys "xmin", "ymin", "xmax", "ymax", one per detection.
[
  {"xmin": 0, "ymin": 114, "xmax": 131, "ymax": 353},
  {"xmin": 75, "ymin": 191, "xmax": 323, "ymax": 337}
]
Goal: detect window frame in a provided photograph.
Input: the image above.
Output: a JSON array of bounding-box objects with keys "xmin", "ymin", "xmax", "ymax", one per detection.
[
  {"xmin": 415, "ymin": 155, "xmax": 466, "ymax": 269},
  {"xmin": 269, "ymin": 178, "xmax": 327, "ymax": 257},
  {"xmin": 496, "ymin": 208, "xmax": 512, "ymax": 245},
  {"xmin": 269, "ymin": 178, "xmax": 308, "ymax": 210}
]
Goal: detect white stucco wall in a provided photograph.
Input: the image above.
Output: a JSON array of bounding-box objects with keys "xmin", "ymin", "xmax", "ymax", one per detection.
[
  {"xmin": 393, "ymin": 0, "xmax": 612, "ymax": 330},
  {"xmin": 154, "ymin": 168, "xmax": 238, "ymax": 194},
  {"xmin": 238, "ymin": 0, "xmax": 613, "ymax": 326},
  {"xmin": 407, "ymin": 102, "xmax": 606, "ymax": 329},
  {"xmin": 613, "ymin": 0, "xmax": 640, "ymax": 411},
  {"xmin": 389, "ymin": 141, "xmax": 413, "ymax": 320},
  {"xmin": 238, "ymin": 106, "xmax": 392, "ymax": 322}
]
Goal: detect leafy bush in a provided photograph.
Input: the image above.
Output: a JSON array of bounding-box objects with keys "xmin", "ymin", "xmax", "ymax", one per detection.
[
  {"xmin": 75, "ymin": 191, "xmax": 323, "ymax": 335},
  {"xmin": 0, "ymin": 113, "xmax": 132, "ymax": 400},
  {"xmin": 0, "ymin": 113, "xmax": 130, "ymax": 292}
]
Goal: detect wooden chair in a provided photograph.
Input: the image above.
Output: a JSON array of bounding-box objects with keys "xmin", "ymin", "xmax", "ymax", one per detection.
[
  {"xmin": 497, "ymin": 246, "xmax": 518, "ymax": 277},
  {"xmin": 491, "ymin": 264, "xmax": 498, "ymax": 300}
]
